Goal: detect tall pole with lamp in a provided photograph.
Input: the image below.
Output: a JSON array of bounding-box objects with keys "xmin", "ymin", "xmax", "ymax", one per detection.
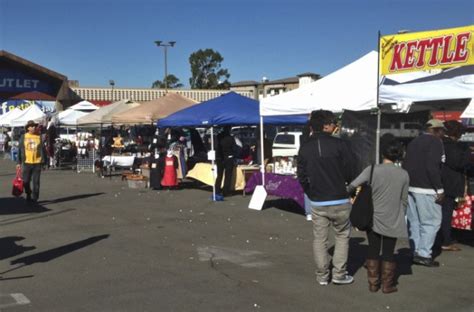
[{"xmin": 154, "ymin": 40, "xmax": 176, "ymax": 94}]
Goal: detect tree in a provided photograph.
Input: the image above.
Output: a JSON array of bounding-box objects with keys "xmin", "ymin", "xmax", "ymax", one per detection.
[
  {"xmin": 151, "ymin": 74, "xmax": 183, "ymax": 89},
  {"xmin": 189, "ymin": 49, "xmax": 231, "ymax": 89}
]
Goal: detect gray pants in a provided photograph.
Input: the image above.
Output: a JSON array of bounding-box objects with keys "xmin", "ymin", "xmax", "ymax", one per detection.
[
  {"xmin": 22, "ymin": 163, "xmax": 42, "ymax": 200},
  {"xmin": 312, "ymin": 203, "xmax": 351, "ymax": 282}
]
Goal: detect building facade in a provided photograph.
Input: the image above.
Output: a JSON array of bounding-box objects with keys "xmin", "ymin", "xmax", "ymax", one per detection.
[
  {"xmin": 230, "ymin": 72, "xmax": 320, "ymax": 100},
  {"xmin": 70, "ymin": 86, "xmax": 252, "ymax": 106}
]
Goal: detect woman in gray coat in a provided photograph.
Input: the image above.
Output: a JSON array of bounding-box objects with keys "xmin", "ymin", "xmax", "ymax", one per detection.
[{"xmin": 348, "ymin": 139, "xmax": 409, "ymax": 294}]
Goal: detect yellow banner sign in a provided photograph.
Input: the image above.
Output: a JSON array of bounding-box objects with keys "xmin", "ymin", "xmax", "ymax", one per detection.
[{"xmin": 380, "ymin": 25, "xmax": 474, "ymax": 75}]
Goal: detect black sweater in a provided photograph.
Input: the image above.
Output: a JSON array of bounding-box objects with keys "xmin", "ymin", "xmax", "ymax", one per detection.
[
  {"xmin": 403, "ymin": 133, "xmax": 444, "ymax": 193},
  {"xmin": 297, "ymin": 132, "xmax": 355, "ymax": 202},
  {"xmin": 442, "ymin": 138, "xmax": 470, "ymax": 198}
]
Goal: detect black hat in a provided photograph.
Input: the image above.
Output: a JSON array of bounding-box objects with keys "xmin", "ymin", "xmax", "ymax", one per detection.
[{"xmin": 25, "ymin": 120, "xmax": 38, "ymax": 130}]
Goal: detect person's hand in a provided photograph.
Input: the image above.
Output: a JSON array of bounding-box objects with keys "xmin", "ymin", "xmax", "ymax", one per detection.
[{"xmin": 435, "ymin": 193, "xmax": 445, "ymax": 205}]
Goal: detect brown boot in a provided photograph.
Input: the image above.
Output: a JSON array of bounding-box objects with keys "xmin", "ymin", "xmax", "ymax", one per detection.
[
  {"xmin": 381, "ymin": 261, "xmax": 398, "ymax": 294},
  {"xmin": 366, "ymin": 258, "xmax": 380, "ymax": 292}
]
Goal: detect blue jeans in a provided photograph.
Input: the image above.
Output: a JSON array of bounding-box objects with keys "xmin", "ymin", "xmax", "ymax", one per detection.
[
  {"xmin": 304, "ymin": 193, "xmax": 311, "ymax": 216},
  {"xmin": 407, "ymin": 192, "xmax": 442, "ymax": 258}
]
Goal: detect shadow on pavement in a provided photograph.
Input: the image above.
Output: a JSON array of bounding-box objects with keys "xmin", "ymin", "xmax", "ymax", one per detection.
[
  {"xmin": 346, "ymin": 237, "xmax": 368, "ymax": 276},
  {"xmin": 0, "ymin": 197, "xmax": 51, "ymax": 215},
  {"xmin": 262, "ymin": 198, "xmax": 305, "ymax": 216},
  {"xmin": 1, "ymin": 234, "xmax": 110, "ymax": 276},
  {"xmin": 38, "ymin": 192, "xmax": 105, "ymax": 205},
  {"xmin": 0, "ymin": 236, "xmax": 36, "ymax": 260}
]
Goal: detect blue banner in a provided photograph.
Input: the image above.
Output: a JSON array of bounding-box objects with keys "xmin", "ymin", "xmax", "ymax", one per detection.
[
  {"xmin": 0, "ymin": 100, "xmax": 56, "ymax": 115},
  {"xmin": 0, "ymin": 69, "xmax": 54, "ymax": 94}
]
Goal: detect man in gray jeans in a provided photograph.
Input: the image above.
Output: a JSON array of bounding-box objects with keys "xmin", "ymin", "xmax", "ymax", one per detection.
[{"xmin": 297, "ymin": 110, "xmax": 355, "ymax": 286}]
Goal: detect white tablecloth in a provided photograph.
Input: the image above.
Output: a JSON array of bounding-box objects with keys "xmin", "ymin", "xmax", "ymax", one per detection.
[{"xmin": 102, "ymin": 156, "xmax": 135, "ymax": 167}]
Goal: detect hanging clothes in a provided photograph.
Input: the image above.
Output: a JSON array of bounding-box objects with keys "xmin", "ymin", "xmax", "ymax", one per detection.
[{"xmin": 161, "ymin": 154, "xmax": 179, "ymax": 187}]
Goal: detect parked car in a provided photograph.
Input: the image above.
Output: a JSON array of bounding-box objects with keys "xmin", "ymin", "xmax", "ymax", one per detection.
[
  {"xmin": 380, "ymin": 122, "xmax": 423, "ymax": 138},
  {"xmin": 272, "ymin": 131, "xmax": 302, "ymax": 157}
]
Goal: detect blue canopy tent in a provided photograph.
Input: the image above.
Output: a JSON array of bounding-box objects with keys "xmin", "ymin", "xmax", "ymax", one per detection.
[
  {"xmin": 157, "ymin": 91, "xmax": 307, "ymax": 127},
  {"xmin": 157, "ymin": 92, "xmax": 307, "ymax": 201}
]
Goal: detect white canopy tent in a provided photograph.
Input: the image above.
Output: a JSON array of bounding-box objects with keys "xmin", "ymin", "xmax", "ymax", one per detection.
[
  {"xmin": 260, "ymin": 51, "xmax": 379, "ymax": 116},
  {"xmin": 67, "ymin": 100, "xmax": 99, "ymax": 112},
  {"xmin": 55, "ymin": 109, "xmax": 90, "ymax": 126},
  {"xmin": 76, "ymin": 99, "xmax": 140, "ymax": 126},
  {"xmin": 379, "ymin": 66, "xmax": 474, "ymax": 111},
  {"xmin": 10, "ymin": 105, "xmax": 46, "ymax": 127},
  {"xmin": 461, "ymin": 99, "xmax": 474, "ymax": 118},
  {"xmin": 0, "ymin": 107, "xmax": 24, "ymax": 127}
]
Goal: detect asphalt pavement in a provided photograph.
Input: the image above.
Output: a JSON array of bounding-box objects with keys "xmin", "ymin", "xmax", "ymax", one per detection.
[{"xmin": 0, "ymin": 158, "xmax": 473, "ymax": 312}]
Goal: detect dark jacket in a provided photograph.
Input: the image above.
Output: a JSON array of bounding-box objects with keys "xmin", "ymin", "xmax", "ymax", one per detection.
[
  {"xmin": 442, "ymin": 137, "xmax": 470, "ymax": 198},
  {"xmin": 403, "ymin": 133, "xmax": 444, "ymax": 193},
  {"xmin": 297, "ymin": 132, "xmax": 355, "ymax": 202},
  {"xmin": 216, "ymin": 133, "xmax": 235, "ymax": 160},
  {"xmin": 17, "ymin": 133, "xmax": 46, "ymax": 165}
]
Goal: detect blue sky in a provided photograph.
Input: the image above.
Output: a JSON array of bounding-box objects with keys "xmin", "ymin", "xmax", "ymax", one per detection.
[{"xmin": 1, "ymin": 0, "xmax": 473, "ymax": 88}]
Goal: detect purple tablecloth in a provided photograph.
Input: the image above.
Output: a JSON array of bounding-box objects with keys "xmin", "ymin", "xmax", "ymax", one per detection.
[{"xmin": 244, "ymin": 173, "xmax": 305, "ymax": 209}]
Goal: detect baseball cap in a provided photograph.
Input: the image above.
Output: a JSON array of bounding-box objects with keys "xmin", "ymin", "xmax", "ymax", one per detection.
[{"xmin": 425, "ymin": 119, "xmax": 446, "ymax": 129}]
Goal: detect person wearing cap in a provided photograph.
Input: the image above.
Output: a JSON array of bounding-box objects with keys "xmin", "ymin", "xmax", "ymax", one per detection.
[
  {"xmin": 403, "ymin": 119, "xmax": 446, "ymax": 267},
  {"xmin": 438, "ymin": 120, "xmax": 470, "ymax": 252},
  {"xmin": 16, "ymin": 120, "xmax": 46, "ymax": 203}
]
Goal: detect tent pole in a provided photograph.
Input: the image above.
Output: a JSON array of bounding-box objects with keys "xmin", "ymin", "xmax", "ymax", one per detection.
[
  {"xmin": 211, "ymin": 126, "xmax": 216, "ymax": 200},
  {"xmin": 375, "ymin": 30, "xmax": 382, "ymax": 165},
  {"xmin": 259, "ymin": 116, "xmax": 265, "ymax": 186}
]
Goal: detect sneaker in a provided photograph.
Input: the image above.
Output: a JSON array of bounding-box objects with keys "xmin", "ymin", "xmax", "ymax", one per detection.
[
  {"xmin": 318, "ymin": 280, "xmax": 329, "ymax": 286},
  {"xmin": 211, "ymin": 194, "xmax": 224, "ymax": 201},
  {"xmin": 412, "ymin": 255, "xmax": 440, "ymax": 267},
  {"xmin": 332, "ymin": 275, "xmax": 354, "ymax": 285},
  {"xmin": 306, "ymin": 214, "xmax": 312, "ymax": 221}
]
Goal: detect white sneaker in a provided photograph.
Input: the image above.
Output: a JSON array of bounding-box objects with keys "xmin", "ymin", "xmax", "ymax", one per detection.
[
  {"xmin": 318, "ymin": 280, "xmax": 329, "ymax": 286},
  {"xmin": 332, "ymin": 275, "xmax": 354, "ymax": 285},
  {"xmin": 306, "ymin": 214, "xmax": 312, "ymax": 221}
]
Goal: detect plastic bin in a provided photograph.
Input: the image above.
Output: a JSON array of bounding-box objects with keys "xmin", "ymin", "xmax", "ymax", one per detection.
[{"xmin": 127, "ymin": 179, "xmax": 147, "ymax": 189}]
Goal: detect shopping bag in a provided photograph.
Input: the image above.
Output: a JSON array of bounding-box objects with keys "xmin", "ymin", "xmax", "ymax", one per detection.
[
  {"xmin": 12, "ymin": 168, "xmax": 24, "ymax": 197},
  {"xmin": 350, "ymin": 164, "xmax": 375, "ymax": 231},
  {"xmin": 452, "ymin": 195, "xmax": 473, "ymax": 230}
]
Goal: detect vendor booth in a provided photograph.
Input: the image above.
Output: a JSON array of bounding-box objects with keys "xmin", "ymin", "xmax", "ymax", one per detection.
[{"xmin": 158, "ymin": 92, "xmax": 306, "ymax": 199}]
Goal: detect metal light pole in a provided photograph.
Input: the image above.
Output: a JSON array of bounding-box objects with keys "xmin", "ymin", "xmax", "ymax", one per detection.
[
  {"xmin": 154, "ymin": 40, "xmax": 176, "ymax": 93},
  {"xmin": 109, "ymin": 80, "xmax": 115, "ymax": 101}
]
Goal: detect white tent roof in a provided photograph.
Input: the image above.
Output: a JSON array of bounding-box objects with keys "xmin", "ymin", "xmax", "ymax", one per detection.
[
  {"xmin": 76, "ymin": 99, "xmax": 140, "ymax": 125},
  {"xmin": 10, "ymin": 105, "xmax": 46, "ymax": 127},
  {"xmin": 0, "ymin": 107, "xmax": 24, "ymax": 127},
  {"xmin": 260, "ymin": 51, "xmax": 379, "ymax": 116},
  {"xmin": 461, "ymin": 99, "xmax": 474, "ymax": 118},
  {"xmin": 379, "ymin": 66, "xmax": 474, "ymax": 108},
  {"xmin": 56, "ymin": 109, "xmax": 90, "ymax": 126},
  {"xmin": 260, "ymin": 50, "xmax": 473, "ymax": 116},
  {"xmin": 68, "ymin": 100, "xmax": 99, "ymax": 112}
]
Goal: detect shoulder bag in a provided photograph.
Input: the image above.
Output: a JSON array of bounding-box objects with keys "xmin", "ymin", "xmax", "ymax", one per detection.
[{"xmin": 350, "ymin": 164, "xmax": 375, "ymax": 231}]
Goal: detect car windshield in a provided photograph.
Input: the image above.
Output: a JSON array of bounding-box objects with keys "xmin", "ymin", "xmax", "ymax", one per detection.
[{"xmin": 274, "ymin": 134, "xmax": 295, "ymax": 145}]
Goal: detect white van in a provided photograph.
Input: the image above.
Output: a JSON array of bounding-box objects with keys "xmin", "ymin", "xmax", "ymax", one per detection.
[{"xmin": 272, "ymin": 131, "xmax": 302, "ymax": 157}]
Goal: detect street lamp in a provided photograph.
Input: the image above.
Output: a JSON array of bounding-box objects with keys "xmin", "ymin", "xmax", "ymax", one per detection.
[
  {"xmin": 109, "ymin": 80, "xmax": 115, "ymax": 101},
  {"xmin": 154, "ymin": 40, "xmax": 176, "ymax": 93}
]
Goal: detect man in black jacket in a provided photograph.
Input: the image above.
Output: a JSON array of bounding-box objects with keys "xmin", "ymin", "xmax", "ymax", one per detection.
[
  {"xmin": 297, "ymin": 110, "xmax": 355, "ymax": 286},
  {"xmin": 438, "ymin": 120, "xmax": 470, "ymax": 251},
  {"xmin": 403, "ymin": 119, "xmax": 445, "ymax": 267},
  {"xmin": 214, "ymin": 126, "xmax": 236, "ymax": 201}
]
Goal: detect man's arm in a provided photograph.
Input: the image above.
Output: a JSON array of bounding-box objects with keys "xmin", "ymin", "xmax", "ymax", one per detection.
[
  {"xmin": 427, "ymin": 139, "xmax": 444, "ymax": 192},
  {"xmin": 297, "ymin": 146, "xmax": 310, "ymax": 194}
]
